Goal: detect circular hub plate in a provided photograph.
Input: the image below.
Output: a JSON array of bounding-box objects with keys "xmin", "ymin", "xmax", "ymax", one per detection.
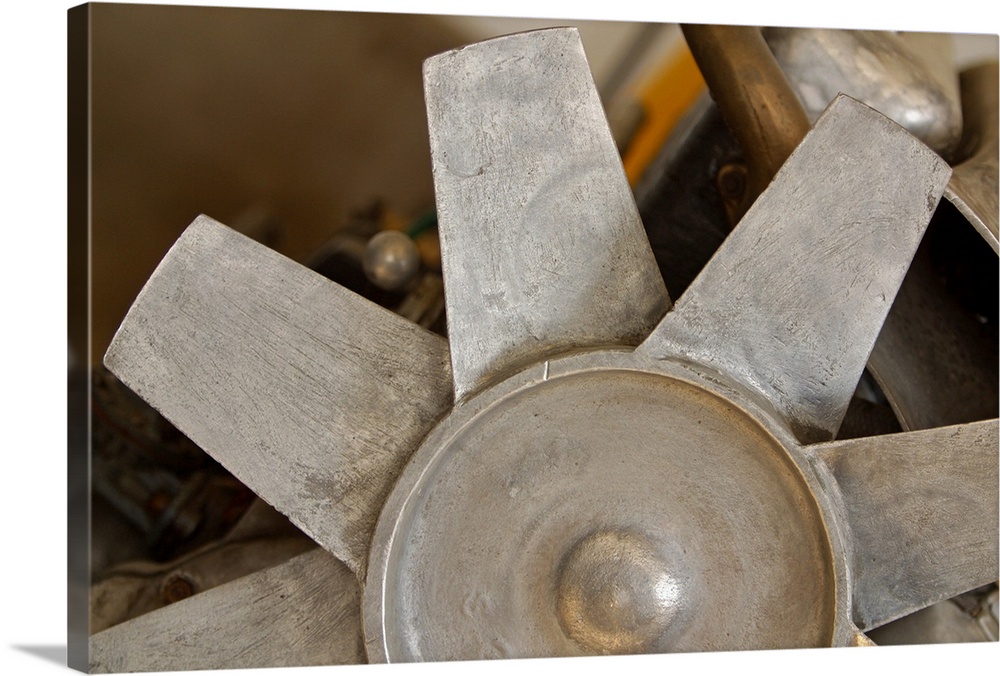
[{"xmin": 366, "ymin": 355, "xmax": 838, "ymax": 660}]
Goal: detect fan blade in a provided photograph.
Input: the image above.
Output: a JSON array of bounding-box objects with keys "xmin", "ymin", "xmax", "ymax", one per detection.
[
  {"xmin": 809, "ymin": 419, "xmax": 999, "ymax": 630},
  {"xmin": 639, "ymin": 95, "xmax": 951, "ymax": 443},
  {"xmin": 104, "ymin": 216, "xmax": 453, "ymax": 576},
  {"xmin": 945, "ymin": 62, "xmax": 999, "ymax": 252},
  {"xmin": 424, "ymin": 27, "xmax": 670, "ymax": 400},
  {"xmin": 89, "ymin": 548, "xmax": 364, "ymax": 672}
]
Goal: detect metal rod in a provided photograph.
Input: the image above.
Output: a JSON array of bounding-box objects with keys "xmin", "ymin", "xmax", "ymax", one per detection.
[{"xmin": 681, "ymin": 24, "xmax": 811, "ymax": 222}]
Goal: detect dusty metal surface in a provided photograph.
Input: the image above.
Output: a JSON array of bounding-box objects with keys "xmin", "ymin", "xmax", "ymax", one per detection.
[
  {"xmin": 104, "ymin": 215, "xmax": 454, "ymax": 576},
  {"xmin": 763, "ymin": 28, "xmax": 963, "ymax": 159},
  {"xmin": 98, "ymin": 27, "xmax": 999, "ymax": 670},
  {"xmin": 88, "ymin": 548, "xmax": 365, "ymax": 672},
  {"xmin": 648, "ymin": 23, "xmax": 999, "ymax": 645},
  {"xmin": 945, "ymin": 62, "xmax": 1000, "ymax": 252},
  {"xmin": 641, "ymin": 95, "xmax": 951, "ymax": 444},
  {"xmin": 424, "ymin": 28, "xmax": 670, "ymax": 400},
  {"xmin": 365, "ymin": 351, "xmax": 851, "ymax": 660},
  {"xmin": 657, "ymin": 25, "xmax": 997, "ymax": 441},
  {"xmin": 89, "ymin": 499, "xmax": 315, "ymax": 633},
  {"xmin": 811, "ymin": 419, "xmax": 999, "ymax": 630}
]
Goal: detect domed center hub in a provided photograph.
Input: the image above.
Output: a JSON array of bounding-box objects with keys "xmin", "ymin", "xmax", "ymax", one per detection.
[
  {"xmin": 557, "ymin": 529, "xmax": 681, "ymax": 654},
  {"xmin": 367, "ymin": 361, "xmax": 839, "ymax": 661}
]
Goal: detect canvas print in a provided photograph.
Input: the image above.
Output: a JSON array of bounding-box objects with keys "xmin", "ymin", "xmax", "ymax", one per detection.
[{"xmin": 68, "ymin": 2, "xmax": 999, "ymax": 672}]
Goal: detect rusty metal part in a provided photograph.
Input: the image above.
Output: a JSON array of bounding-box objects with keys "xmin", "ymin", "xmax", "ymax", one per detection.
[
  {"xmin": 160, "ymin": 574, "xmax": 195, "ymax": 604},
  {"xmin": 681, "ymin": 24, "xmax": 811, "ymax": 223},
  {"xmin": 89, "ymin": 499, "xmax": 315, "ymax": 633},
  {"xmin": 91, "ymin": 368, "xmax": 260, "ymax": 567}
]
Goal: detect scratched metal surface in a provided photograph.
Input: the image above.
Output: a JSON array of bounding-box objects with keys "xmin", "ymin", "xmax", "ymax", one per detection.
[
  {"xmin": 104, "ymin": 215, "xmax": 454, "ymax": 577},
  {"xmin": 365, "ymin": 353, "xmax": 842, "ymax": 661},
  {"xmin": 98, "ymin": 29, "xmax": 996, "ymax": 668},
  {"xmin": 640, "ymin": 95, "xmax": 952, "ymax": 444},
  {"xmin": 945, "ymin": 63, "xmax": 999, "ymax": 252},
  {"xmin": 424, "ymin": 28, "xmax": 670, "ymax": 400},
  {"xmin": 89, "ymin": 548, "xmax": 365, "ymax": 671},
  {"xmin": 810, "ymin": 419, "xmax": 999, "ymax": 631}
]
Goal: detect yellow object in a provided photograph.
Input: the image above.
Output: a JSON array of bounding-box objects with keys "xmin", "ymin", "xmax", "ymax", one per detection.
[
  {"xmin": 414, "ymin": 229, "xmax": 442, "ymax": 272},
  {"xmin": 622, "ymin": 45, "xmax": 705, "ymax": 186},
  {"xmin": 382, "ymin": 208, "xmax": 408, "ymax": 232}
]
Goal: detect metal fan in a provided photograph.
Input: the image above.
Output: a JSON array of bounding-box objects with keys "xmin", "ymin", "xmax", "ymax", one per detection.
[{"xmin": 90, "ymin": 28, "xmax": 998, "ymax": 670}]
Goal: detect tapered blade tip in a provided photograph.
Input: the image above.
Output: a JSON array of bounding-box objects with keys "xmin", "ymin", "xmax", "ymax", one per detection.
[
  {"xmin": 103, "ymin": 213, "xmax": 225, "ymax": 374},
  {"xmin": 424, "ymin": 26, "xmax": 581, "ymax": 72}
]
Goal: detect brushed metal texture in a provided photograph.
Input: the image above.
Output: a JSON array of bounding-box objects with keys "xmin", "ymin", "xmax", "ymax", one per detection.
[
  {"xmin": 425, "ymin": 28, "xmax": 670, "ymax": 400},
  {"xmin": 104, "ymin": 215, "xmax": 453, "ymax": 576}
]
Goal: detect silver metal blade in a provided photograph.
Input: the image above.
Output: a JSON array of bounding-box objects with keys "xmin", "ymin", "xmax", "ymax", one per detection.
[
  {"xmin": 104, "ymin": 215, "xmax": 453, "ymax": 576},
  {"xmin": 639, "ymin": 95, "xmax": 951, "ymax": 443},
  {"xmin": 810, "ymin": 419, "xmax": 999, "ymax": 631},
  {"xmin": 424, "ymin": 27, "xmax": 670, "ymax": 400},
  {"xmin": 89, "ymin": 548, "xmax": 365, "ymax": 672}
]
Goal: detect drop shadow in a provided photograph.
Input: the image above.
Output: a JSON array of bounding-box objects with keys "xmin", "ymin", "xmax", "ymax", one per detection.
[{"xmin": 11, "ymin": 645, "xmax": 66, "ymax": 667}]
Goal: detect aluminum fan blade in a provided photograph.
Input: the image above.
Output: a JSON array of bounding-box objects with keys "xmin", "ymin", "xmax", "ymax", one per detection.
[
  {"xmin": 639, "ymin": 95, "xmax": 951, "ymax": 443},
  {"xmin": 104, "ymin": 215, "xmax": 453, "ymax": 576},
  {"xmin": 810, "ymin": 419, "xmax": 999, "ymax": 630},
  {"xmin": 89, "ymin": 548, "xmax": 364, "ymax": 672},
  {"xmin": 424, "ymin": 27, "xmax": 670, "ymax": 400}
]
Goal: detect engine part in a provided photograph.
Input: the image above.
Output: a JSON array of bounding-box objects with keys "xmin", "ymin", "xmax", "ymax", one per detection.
[
  {"xmin": 945, "ymin": 62, "xmax": 999, "ymax": 251},
  {"xmin": 680, "ymin": 24, "xmax": 811, "ymax": 224},
  {"xmin": 91, "ymin": 368, "xmax": 260, "ymax": 568},
  {"xmin": 363, "ymin": 230, "xmax": 421, "ymax": 291},
  {"xmin": 90, "ymin": 499, "xmax": 315, "ymax": 634},
  {"xmin": 762, "ymin": 28, "xmax": 963, "ymax": 159},
  {"xmin": 307, "ymin": 204, "xmax": 446, "ymax": 332},
  {"xmin": 89, "ymin": 27, "xmax": 999, "ymax": 671}
]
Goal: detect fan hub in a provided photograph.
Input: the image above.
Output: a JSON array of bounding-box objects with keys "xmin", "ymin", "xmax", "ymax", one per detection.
[
  {"xmin": 365, "ymin": 350, "xmax": 853, "ymax": 660},
  {"xmin": 556, "ymin": 528, "xmax": 683, "ymax": 653}
]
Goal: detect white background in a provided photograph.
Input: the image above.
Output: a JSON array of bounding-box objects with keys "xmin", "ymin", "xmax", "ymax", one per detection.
[{"xmin": 2, "ymin": 1, "xmax": 998, "ymax": 675}]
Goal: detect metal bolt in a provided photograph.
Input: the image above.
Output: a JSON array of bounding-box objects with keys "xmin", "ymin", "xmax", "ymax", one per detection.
[
  {"xmin": 161, "ymin": 573, "xmax": 196, "ymax": 604},
  {"xmin": 716, "ymin": 162, "xmax": 748, "ymax": 200}
]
